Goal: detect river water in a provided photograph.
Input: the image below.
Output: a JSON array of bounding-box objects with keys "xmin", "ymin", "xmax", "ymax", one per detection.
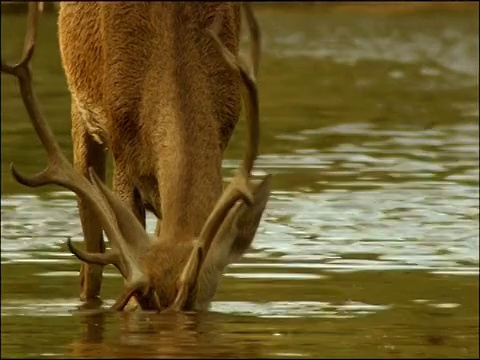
[{"xmin": 1, "ymin": 6, "xmax": 478, "ymax": 358}]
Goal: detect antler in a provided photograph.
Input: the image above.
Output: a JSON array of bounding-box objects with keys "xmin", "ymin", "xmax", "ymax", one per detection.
[
  {"xmin": 198, "ymin": 2, "xmax": 260, "ymax": 258},
  {"xmin": 169, "ymin": 2, "xmax": 262, "ymax": 310},
  {"xmin": 243, "ymin": 2, "xmax": 261, "ymax": 79},
  {"xmin": 1, "ymin": 3, "xmax": 151, "ymax": 299}
]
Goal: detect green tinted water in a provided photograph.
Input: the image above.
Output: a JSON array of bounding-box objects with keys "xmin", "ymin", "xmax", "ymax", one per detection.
[{"xmin": 1, "ymin": 7, "xmax": 478, "ymax": 358}]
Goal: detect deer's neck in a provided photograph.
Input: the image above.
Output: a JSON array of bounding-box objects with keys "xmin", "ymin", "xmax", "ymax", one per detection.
[
  {"xmin": 144, "ymin": 4, "xmax": 240, "ymax": 240},
  {"xmin": 156, "ymin": 111, "xmax": 224, "ymax": 241},
  {"xmin": 99, "ymin": 2, "xmax": 240, "ymax": 240}
]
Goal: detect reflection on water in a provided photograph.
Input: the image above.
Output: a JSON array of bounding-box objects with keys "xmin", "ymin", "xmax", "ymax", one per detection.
[{"xmin": 1, "ymin": 5, "xmax": 479, "ymax": 359}]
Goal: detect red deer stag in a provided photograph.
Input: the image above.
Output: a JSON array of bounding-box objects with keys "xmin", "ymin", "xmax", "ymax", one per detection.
[{"xmin": 1, "ymin": 2, "xmax": 270, "ymax": 311}]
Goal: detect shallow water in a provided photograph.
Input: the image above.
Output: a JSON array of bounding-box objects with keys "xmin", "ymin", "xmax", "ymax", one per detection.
[{"xmin": 1, "ymin": 6, "xmax": 479, "ymax": 359}]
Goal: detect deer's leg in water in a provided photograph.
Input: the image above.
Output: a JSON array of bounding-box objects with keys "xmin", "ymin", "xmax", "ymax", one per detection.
[{"xmin": 71, "ymin": 100, "xmax": 107, "ymax": 301}]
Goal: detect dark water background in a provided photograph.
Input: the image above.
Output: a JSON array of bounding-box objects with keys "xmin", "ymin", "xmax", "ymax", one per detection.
[{"xmin": 1, "ymin": 5, "xmax": 479, "ymax": 358}]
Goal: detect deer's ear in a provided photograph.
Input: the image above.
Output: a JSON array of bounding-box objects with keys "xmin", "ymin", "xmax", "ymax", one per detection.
[{"xmin": 228, "ymin": 174, "xmax": 271, "ymax": 263}]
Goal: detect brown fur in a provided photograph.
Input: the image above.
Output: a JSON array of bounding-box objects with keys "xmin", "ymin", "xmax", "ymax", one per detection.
[{"xmin": 58, "ymin": 2, "xmax": 243, "ymax": 300}]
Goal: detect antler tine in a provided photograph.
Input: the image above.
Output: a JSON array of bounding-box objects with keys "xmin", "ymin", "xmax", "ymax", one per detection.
[
  {"xmin": 66, "ymin": 237, "xmax": 128, "ymax": 277},
  {"xmin": 2, "ymin": 3, "xmax": 144, "ymax": 279},
  {"xmin": 1, "ymin": 3, "xmax": 38, "ymax": 75},
  {"xmin": 67, "ymin": 169, "xmax": 151, "ymax": 277},
  {"xmin": 170, "ymin": 8, "xmax": 262, "ymax": 310},
  {"xmin": 242, "ymin": 2, "xmax": 261, "ymax": 79},
  {"xmin": 88, "ymin": 168, "xmax": 151, "ymax": 255}
]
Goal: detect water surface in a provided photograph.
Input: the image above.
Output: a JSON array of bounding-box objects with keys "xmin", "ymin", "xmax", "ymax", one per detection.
[{"xmin": 1, "ymin": 6, "xmax": 479, "ymax": 358}]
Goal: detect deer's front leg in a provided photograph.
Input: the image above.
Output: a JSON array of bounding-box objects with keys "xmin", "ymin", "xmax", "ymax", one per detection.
[{"xmin": 72, "ymin": 103, "xmax": 106, "ymax": 301}]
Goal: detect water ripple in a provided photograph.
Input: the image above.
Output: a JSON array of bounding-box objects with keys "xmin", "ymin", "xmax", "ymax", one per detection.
[
  {"xmin": 0, "ymin": 299, "xmax": 391, "ymax": 320},
  {"xmin": 2, "ymin": 122, "xmax": 478, "ymax": 275}
]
